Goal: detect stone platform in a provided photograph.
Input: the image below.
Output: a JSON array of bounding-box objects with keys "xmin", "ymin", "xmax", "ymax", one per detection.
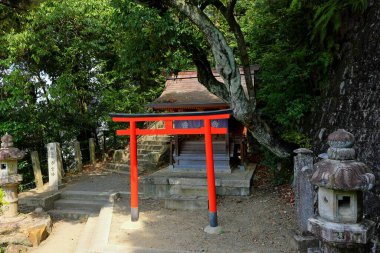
[{"xmin": 141, "ymin": 165, "xmax": 255, "ymax": 198}]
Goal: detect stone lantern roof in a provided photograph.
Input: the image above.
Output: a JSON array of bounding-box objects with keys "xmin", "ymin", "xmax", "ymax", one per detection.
[
  {"xmin": 310, "ymin": 129, "xmax": 375, "ymax": 191},
  {"xmin": 0, "ymin": 133, "xmax": 25, "ymax": 160}
]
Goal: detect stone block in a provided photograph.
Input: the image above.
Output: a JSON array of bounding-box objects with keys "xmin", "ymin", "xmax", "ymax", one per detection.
[
  {"xmin": 308, "ymin": 217, "xmax": 375, "ymax": 245},
  {"xmin": 318, "ymin": 188, "xmax": 362, "ymax": 223},
  {"xmin": 142, "ymin": 181, "xmax": 170, "ymax": 198},
  {"xmin": 0, "ymin": 211, "xmax": 52, "ymax": 248},
  {"xmin": 168, "ymin": 177, "xmax": 221, "ymax": 186},
  {"xmin": 113, "ymin": 149, "xmax": 128, "ymax": 163},
  {"xmin": 216, "ymin": 186, "xmax": 250, "ymax": 196},
  {"xmin": 220, "ymin": 179, "xmax": 250, "ymax": 188},
  {"xmin": 28, "ymin": 224, "xmax": 49, "ymax": 247},
  {"xmin": 292, "ymin": 234, "xmax": 319, "ymax": 253},
  {"xmin": 169, "ymin": 185, "xmax": 208, "ymax": 197},
  {"xmin": 5, "ymin": 244, "xmax": 29, "ymax": 253},
  {"xmin": 19, "ymin": 192, "xmax": 61, "ymax": 210}
]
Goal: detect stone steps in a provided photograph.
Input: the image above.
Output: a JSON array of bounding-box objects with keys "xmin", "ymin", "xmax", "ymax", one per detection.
[
  {"xmin": 163, "ymin": 177, "xmax": 211, "ymax": 210},
  {"xmin": 48, "ymin": 191, "xmax": 117, "ymax": 220},
  {"xmin": 174, "ymin": 154, "xmax": 229, "ymax": 160},
  {"xmin": 169, "ymin": 184, "xmax": 208, "ymax": 197},
  {"xmin": 172, "ymin": 164, "xmax": 230, "ymax": 172},
  {"xmin": 60, "ymin": 191, "xmax": 118, "ymax": 202},
  {"xmin": 48, "ymin": 209, "xmax": 97, "ymax": 220},
  {"xmin": 54, "ymin": 199, "xmax": 108, "ymax": 211},
  {"xmin": 109, "ymin": 129, "xmax": 170, "ymax": 173}
]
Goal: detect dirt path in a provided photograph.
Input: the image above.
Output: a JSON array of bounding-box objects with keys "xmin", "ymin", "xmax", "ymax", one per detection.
[
  {"xmin": 25, "ymin": 166, "xmax": 297, "ymax": 253},
  {"xmin": 109, "ymin": 189, "xmax": 296, "ymax": 253},
  {"xmin": 29, "ymin": 220, "xmax": 85, "ymax": 253}
]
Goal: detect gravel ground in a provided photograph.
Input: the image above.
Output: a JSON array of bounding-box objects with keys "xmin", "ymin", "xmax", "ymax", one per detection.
[
  {"xmin": 109, "ymin": 189, "xmax": 297, "ymax": 253},
  {"xmin": 33, "ymin": 165, "xmax": 297, "ymax": 252}
]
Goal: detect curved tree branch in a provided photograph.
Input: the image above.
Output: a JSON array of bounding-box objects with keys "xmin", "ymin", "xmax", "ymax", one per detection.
[
  {"xmin": 165, "ymin": 0, "xmax": 291, "ymax": 157},
  {"xmin": 181, "ymin": 39, "xmax": 229, "ymax": 101},
  {"xmin": 208, "ymin": 0, "xmax": 255, "ymax": 99}
]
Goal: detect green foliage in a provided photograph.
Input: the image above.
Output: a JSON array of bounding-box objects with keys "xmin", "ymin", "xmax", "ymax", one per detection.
[
  {"xmin": 260, "ymin": 148, "xmax": 293, "ymax": 186},
  {"xmin": 0, "ymin": 0, "xmax": 164, "ymax": 155},
  {"xmin": 312, "ymin": 0, "xmax": 367, "ymax": 45},
  {"xmin": 291, "ymin": 0, "xmax": 368, "ymax": 48},
  {"xmin": 0, "ymin": 188, "xmax": 6, "ymax": 207},
  {"xmin": 240, "ymin": 0, "xmax": 327, "ymax": 146},
  {"xmin": 112, "ymin": 0, "xmax": 195, "ymax": 77}
]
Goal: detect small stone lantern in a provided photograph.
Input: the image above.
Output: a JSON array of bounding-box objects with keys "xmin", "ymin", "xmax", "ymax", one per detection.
[
  {"xmin": 0, "ymin": 133, "xmax": 25, "ymax": 218},
  {"xmin": 308, "ymin": 129, "xmax": 376, "ymax": 253}
]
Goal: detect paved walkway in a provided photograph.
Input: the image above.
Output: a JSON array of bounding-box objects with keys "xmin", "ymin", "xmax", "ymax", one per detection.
[{"xmin": 63, "ymin": 171, "xmax": 130, "ymax": 192}]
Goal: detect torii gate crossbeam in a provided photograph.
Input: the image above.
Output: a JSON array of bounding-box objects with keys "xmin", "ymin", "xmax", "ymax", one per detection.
[{"xmin": 110, "ymin": 109, "xmax": 232, "ymax": 230}]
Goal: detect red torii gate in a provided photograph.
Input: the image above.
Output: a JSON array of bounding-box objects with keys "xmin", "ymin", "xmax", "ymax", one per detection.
[{"xmin": 110, "ymin": 109, "xmax": 232, "ymax": 230}]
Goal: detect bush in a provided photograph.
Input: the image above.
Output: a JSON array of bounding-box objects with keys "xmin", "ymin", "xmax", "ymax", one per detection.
[{"xmin": 260, "ymin": 147, "xmax": 293, "ymax": 186}]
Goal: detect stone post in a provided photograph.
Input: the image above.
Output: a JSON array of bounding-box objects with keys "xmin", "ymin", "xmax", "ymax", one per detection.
[
  {"xmin": 292, "ymin": 148, "xmax": 319, "ymax": 252},
  {"xmin": 294, "ymin": 148, "xmax": 315, "ymax": 232},
  {"xmin": 74, "ymin": 141, "xmax": 82, "ymax": 172},
  {"xmin": 31, "ymin": 151, "xmax": 44, "ymax": 191},
  {"xmin": 89, "ymin": 138, "xmax": 96, "ymax": 165},
  {"xmin": 47, "ymin": 142, "xmax": 64, "ymax": 191}
]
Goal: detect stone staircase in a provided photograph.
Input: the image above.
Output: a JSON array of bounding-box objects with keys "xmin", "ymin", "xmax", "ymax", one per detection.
[
  {"xmin": 47, "ymin": 190, "xmax": 118, "ymax": 220},
  {"xmin": 107, "ymin": 122, "xmax": 171, "ymax": 173},
  {"xmin": 164, "ymin": 178, "xmax": 209, "ymax": 210},
  {"xmin": 173, "ymin": 140, "xmax": 230, "ymax": 172}
]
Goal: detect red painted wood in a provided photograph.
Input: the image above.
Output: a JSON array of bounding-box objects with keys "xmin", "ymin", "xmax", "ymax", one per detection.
[
  {"xmin": 112, "ymin": 111, "xmax": 231, "ymax": 224},
  {"xmin": 204, "ymin": 118, "xmax": 217, "ymax": 214},
  {"xmin": 165, "ymin": 120, "xmax": 173, "ymax": 130},
  {"xmin": 129, "ymin": 121, "xmax": 138, "ymax": 209},
  {"xmin": 116, "ymin": 127, "xmax": 227, "ymax": 136},
  {"xmin": 112, "ymin": 113, "xmax": 230, "ymax": 122}
]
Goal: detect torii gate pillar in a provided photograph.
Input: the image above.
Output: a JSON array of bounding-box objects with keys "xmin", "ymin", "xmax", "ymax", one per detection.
[{"xmin": 111, "ymin": 109, "xmax": 232, "ymax": 233}]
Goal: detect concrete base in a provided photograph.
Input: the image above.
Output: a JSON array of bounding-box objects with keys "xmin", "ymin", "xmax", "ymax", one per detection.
[
  {"xmin": 142, "ymin": 166, "xmax": 255, "ymax": 199},
  {"xmin": 308, "ymin": 217, "xmax": 375, "ymax": 245},
  {"xmin": 19, "ymin": 190, "xmax": 61, "ymax": 211},
  {"xmin": 204, "ymin": 225, "xmax": 223, "ymax": 235},
  {"xmin": 121, "ymin": 218, "xmax": 145, "ymax": 230}
]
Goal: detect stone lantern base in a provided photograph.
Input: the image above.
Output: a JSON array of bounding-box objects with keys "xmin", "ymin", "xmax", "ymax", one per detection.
[
  {"xmin": 308, "ymin": 217, "xmax": 375, "ymax": 253},
  {"xmin": 1, "ymin": 174, "xmax": 22, "ymax": 218}
]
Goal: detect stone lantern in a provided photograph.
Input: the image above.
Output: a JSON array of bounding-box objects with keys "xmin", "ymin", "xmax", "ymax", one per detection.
[
  {"xmin": 308, "ymin": 129, "xmax": 376, "ymax": 253},
  {"xmin": 0, "ymin": 133, "xmax": 25, "ymax": 217}
]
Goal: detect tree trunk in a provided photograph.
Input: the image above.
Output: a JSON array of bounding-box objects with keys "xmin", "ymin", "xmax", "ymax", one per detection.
[
  {"xmin": 166, "ymin": 0, "xmax": 291, "ymax": 157},
  {"xmin": 307, "ymin": 1, "xmax": 380, "ymax": 217}
]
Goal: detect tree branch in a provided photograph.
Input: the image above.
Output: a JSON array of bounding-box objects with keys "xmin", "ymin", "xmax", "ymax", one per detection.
[
  {"xmin": 165, "ymin": 0, "xmax": 291, "ymax": 157},
  {"xmin": 211, "ymin": 0, "xmax": 255, "ymax": 99},
  {"xmin": 186, "ymin": 42, "xmax": 229, "ymax": 101}
]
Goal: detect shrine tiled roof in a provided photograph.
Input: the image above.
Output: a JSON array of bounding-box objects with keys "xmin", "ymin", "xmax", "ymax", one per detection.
[{"xmin": 148, "ymin": 68, "xmax": 255, "ymax": 110}]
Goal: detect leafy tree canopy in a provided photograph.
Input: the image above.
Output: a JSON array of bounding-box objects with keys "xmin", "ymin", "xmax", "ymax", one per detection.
[{"xmin": 0, "ymin": 0, "xmax": 369, "ymax": 157}]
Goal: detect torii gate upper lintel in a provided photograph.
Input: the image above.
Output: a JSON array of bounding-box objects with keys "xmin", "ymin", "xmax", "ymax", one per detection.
[{"xmin": 110, "ymin": 109, "xmax": 233, "ymax": 231}]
